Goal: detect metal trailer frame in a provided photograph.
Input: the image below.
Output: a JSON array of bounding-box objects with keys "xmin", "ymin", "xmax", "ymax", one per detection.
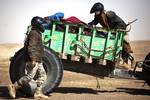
[{"xmin": 42, "ymin": 21, "xmax": 124, "ymax": 64}]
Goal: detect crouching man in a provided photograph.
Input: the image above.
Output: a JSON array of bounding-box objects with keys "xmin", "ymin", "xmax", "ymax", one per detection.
[
  {"xmin": 88, "ymin": 2, "xmax": 134, "ymax": 66},
  {"xmin": 8, "ymin": 16, "xmax": 48, "ymax": 99}
]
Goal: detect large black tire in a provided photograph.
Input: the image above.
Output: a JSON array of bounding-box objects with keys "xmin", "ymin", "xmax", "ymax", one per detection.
[
  {"xmin": 142, "ymin": 52, "xmax": 150, "ymax": 87},
  {"xmin": 9, "ymin": 47, "xmax": 63, "ymax": 95}
]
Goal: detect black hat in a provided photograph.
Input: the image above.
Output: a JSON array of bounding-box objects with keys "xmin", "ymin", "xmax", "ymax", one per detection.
[
  {"xmin": 90, "ymin": 2, "xmax": 104, "ymax": 14},
  {"xmin": 31, "ymin": 16, "xmax": 47, "ymax": 33}
]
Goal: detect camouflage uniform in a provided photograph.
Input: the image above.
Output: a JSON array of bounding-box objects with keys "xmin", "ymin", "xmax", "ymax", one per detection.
[
  {"xmin": 89, "ymin": 11, "xmax": 132, "ymax": 53},
  {"xmin": 8, "ymin": 16, "xmax": 48, "ymax": 99},
  {"xmin": 18, "ymin": 27, "xmax": 46, "ymax": 88}
]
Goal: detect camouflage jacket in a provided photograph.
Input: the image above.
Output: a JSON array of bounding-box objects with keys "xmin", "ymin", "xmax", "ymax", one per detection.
[
  {"xmin": 89, "ymin": 11, "xmax": 126, "ymax": 29},
  {"xmin": 24, "ymin": 27, "xmax": 44, "ymax": 62}
]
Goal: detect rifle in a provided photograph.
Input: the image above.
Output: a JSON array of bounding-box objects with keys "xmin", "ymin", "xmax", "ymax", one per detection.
[{"xmin": 126, "ymin": 19, "xmax": 138, "ymax": 26}]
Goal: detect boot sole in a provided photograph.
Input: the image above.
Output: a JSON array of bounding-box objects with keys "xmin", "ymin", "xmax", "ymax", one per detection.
[{"xmin": 8, "ymin": 85, "xmax": 16, "ymax": 99}]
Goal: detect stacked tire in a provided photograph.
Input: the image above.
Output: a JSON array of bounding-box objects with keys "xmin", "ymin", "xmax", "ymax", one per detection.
[{"xmin": 9, "ymin": 47, "xmax": 63, "ymax": 95}]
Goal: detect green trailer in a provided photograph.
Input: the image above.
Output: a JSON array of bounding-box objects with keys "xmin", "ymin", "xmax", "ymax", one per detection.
[
  {"xmin": 10, "ymin": 20, "xmax": 150, "ymax": 96},
  {"xmin": 43, "ymin": 21, "xmax": 124, "ymax": 64}
]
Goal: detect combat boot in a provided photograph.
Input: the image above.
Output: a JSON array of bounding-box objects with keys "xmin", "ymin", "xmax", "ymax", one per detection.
[
  {"xmin": 8, "ymin": 84, "xmax": 16, "ymax": 99},
  {"xmin": 34, "ymin": 87, "xmax": 48, "ymax": 99},
  {"xmin": 8, "ymin": 82, "xmax": 21, "ymax": 99}
]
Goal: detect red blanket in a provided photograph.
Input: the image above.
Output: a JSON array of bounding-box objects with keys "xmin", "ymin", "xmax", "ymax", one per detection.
[{"xmin": 62, "ymin": 16, "xmax": 86, "ymax": 24}]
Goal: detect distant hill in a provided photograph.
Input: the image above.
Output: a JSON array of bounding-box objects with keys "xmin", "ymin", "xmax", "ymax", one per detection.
[{"xmin": 131, "ymin": 40, "xmax": 150, "ymax": 61}]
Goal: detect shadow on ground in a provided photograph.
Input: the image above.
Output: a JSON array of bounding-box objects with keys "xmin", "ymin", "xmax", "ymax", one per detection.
[
  {"xmin": 0, "ymin": 86, "xmax": 33, "ymax": 99},
  {"xmin": 53, "ymin": 87, "xmax": 150, "ymax": 95},
  {"xmin": 62, "ymin": 59, "xmax": 113, "ymax": 77},
  {"xmin": 0, "ymin": 86, "xmax": 150, "ymax": 99},
  {"xmin": 116, "ymin": 87, "xmax": 150, "ymax": 95}
]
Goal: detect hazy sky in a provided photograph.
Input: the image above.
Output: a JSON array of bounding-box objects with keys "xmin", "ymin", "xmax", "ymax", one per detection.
[{"xmin": 0, "ymin": 0, "xmax": 150, "ymax": 43}]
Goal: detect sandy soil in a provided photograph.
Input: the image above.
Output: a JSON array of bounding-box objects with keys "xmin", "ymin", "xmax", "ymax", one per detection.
[{"xmin": 0, "ymin": 41, "xmax": 150, "ymax": 100}]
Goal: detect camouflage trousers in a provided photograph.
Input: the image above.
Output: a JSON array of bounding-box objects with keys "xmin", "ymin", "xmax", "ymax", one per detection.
[
  {"xmin": 123, "ymin": 33, "xmax": 132, "ymax": 53},
  {"xmin": 17, "ymin": 62, "xmax": 46, "ymax": 87},
  {"xmin": 124, "ymin": 33, "xmax": 130, "ymax": 43}
]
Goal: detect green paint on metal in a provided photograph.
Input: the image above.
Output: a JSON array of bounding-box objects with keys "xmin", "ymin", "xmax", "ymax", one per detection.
[{"xmin": 42, "ymin": 21, "xmax": 125, "ymax": 61}]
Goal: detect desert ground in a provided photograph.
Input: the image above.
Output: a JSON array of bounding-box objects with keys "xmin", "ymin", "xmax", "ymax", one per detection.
[{"xmin": 0, "ymin": 41, "xmax": 150, "ymax": 100}]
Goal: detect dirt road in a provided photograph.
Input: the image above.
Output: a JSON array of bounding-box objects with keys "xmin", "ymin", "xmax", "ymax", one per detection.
[{"xmin": 0, "ymin": 41, "xmax": 150, "ymax": 100}]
